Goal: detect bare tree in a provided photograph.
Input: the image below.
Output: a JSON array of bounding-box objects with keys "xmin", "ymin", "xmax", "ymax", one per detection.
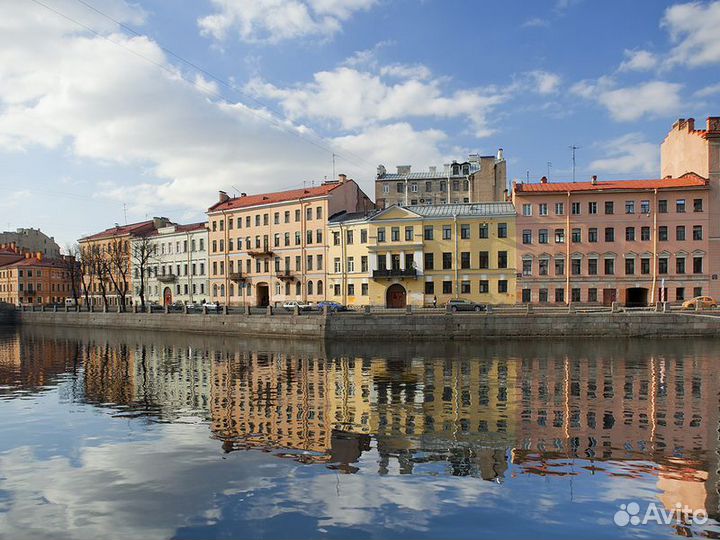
[
  {"xmin": 131, "ymin": 234, "xmax": 157, "ymax": 311},
  {"xmin": 79, "ymin": 245, "xmax": 94, "ymax": 310},
  {"xmin": 89, "ymin": 245, "xmax": 110, "ymax": 310},
  {"xmin": 61, "ymin": 243, "xmax": 83, "ymax": 307},
  {"xmin": 107, "ymin": 238, "xmax": 130, "ymax": 311}
]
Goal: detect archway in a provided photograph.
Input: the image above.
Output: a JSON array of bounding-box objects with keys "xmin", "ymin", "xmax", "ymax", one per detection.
[
  {"xmin": 163, "ymin": 287, "xmax": 172, "ymax": 306},
  {"xmin": 386, "ymin": 283, "xmax": 407, "ymax": 308},
  {"xmin": 625, "ymin": 287, "xmax": 648, "ymax": 307},
  {"xmin": 256, "ymin": 282, "xmax": 270, "ymax": 307}
]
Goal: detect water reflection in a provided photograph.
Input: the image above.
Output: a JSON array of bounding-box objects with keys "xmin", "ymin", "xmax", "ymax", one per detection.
[{"xmin": 1, "ymin": 325, "xmax": 719, "ymax": 539}]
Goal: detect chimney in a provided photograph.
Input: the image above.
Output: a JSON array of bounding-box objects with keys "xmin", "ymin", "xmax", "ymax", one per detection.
[
  {"xmin": 497, "ymin": 148, "xmax": 504, "ymax": 161},
  {"xmin": 240, "ymin": 192, "xmax": 247, "ymax": 197},
  {"xmin": 540, "ymin": 176, "xmax": 548, "ymax": 184},
  {"xmin": 152, "ymin": 217, "xmax": 170, "ymax": 229},
  {"xmin": 591, "ymin": 175, "xmax": 598, "ymax": 185},
  {"xmin": 218, "ymin": 190, "xmax": 230, "ymax": 204},
  {"xmin": 376, "ymin": 164, "xmax": 386, "ymax": 177},
  {"xmin": 708, "ymin": 117, "xmax": 720, "ymax": 132},
  {"xmin": 687, "ymin": 118, "xmax": 695, "ymax": 131},
  {"xmin": 36, "ymin": 252, "xmax": 42, "ymax": 262},
  {"xmin": 338, "ymin": 173, "xmax": 347, "ymax": 184},
  {"xmin": 428, "ymin": 166, "xmax": 437, "ymax": 175}
]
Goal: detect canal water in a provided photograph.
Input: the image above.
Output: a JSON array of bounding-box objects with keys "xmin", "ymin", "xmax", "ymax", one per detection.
[{"xmin": 1, "ymin": 326, "xmax": 719, "ymax": 540}]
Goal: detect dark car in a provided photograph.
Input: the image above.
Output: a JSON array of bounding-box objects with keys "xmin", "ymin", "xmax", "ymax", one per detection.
[
  {"xmin": 317, "ymin": 301, "xmax": 349, "ymax": 312},
  {"xmin": 446, "ymin": 299, "xmax": 486, "ymax": 312}
]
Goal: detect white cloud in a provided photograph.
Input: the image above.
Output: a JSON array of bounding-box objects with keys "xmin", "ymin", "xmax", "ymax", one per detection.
[
  {"xmin": 589, "ymin": 133, "xmax": 660, "ymax": 176},
  {"xmin": 571, "ymin": 78, "xmax": 683, "ymax": 122},
  {"xmin": 527, "ymin": 70, "xmax": 561, "ymax": 94},
  {"xmin": 619, "ymin": 49, "xmax": 659, "ymax": 72},
  {"xmin": 246, "ymin": 66, "xmax": 509, "ymax": 137},
  {"xmin": 663, "ymin": 1, "xmax": 720, "ymax": 67},
  {"xmin": 198, "ymin": 0, "xmax": 377, "ymax": 43},
  {"xmin": 521, "ymin": 17, "xmax": 549, "ymax": 28},
  {"xmin": 695, "ymin": 83, "xmax": 720, "ymax": 97}
]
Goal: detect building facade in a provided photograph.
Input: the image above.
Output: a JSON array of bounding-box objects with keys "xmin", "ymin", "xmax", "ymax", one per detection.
[
  {"xmin": 327, "ymin": 203, "xmax": 517, "ymax": 308},
  {"xmin": 0, "ymin": 228, "xmax": 60, "ymax": 259},
  {"xmin": 661, "ymin": 116, "xmax": 720, "ymax": 298},
  {"xmin": 375, "ymin": 152, "xmax": 507, "ymax": 209},
  {"xmin": 0, "ymin": 249, "xmax": 78, "ymax": 306},
  {"xmin": 131, "ymin": 222, "xmax": 209, "ymax": 306},
  {"xmin": 513, "ymin": 174, "xmax": 711, "ymax": 306},
  {"xmin": 207, "ymin": 176, "xmax": 374, "ymax": 307},
  {"xmin": 79, "ymin": 218, "xmax": 170, "ymax": 308}
]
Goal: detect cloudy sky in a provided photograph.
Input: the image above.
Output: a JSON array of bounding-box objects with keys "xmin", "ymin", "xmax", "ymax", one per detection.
[{"xmin": 1, "ymin": 0, "xmax": 719, "ymax": 246}]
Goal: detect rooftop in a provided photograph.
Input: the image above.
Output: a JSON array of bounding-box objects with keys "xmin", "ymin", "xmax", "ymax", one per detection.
[
  {"xmin": 209, "ymin": 183, "xmax": 343, "ymax": 213},
  {"xmin": 328, "ymin": 210, "xmax": 381, "ymax": 224},
  {"xmin": 405, "ymin": 202, "xmax": 517, "ymax": 217},
  {"xmin": 79, "ymin": 220, "xmax": 158, "ymax": 242},
  {"xmin": 513, "ymin": 173, "xmax": 708, "ymax": 194}
]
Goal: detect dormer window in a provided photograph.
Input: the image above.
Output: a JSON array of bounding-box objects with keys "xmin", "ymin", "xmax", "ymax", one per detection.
[
  {"xmin": 452, "ymin": 164, "xmax": 460, "ymax": 175},
  {"xmin": 462, "ymin": 164, "xmax": 469, "ymax": 175}
]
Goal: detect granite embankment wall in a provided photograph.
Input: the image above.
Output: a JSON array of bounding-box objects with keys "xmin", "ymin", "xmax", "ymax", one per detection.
[
  {"xmin": 16, "ymin": 310, "xmax": 720, "ymax": 340},
  {"xmin": 0, "ymin": 306, "xmax": 16, "ymax": 326}
]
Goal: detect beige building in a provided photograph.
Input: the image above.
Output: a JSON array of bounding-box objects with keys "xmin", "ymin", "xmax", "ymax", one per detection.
[
  {"xmin": 375, "ymin": 151, "xmax": 507, "ymax": 209},
  {"xmin": 0, "ymin": 228, "xmax": 60, "ymax": 258},
  {"xmin": 206, "ymin": 176, "xmax": 374, "ymax": 307}
]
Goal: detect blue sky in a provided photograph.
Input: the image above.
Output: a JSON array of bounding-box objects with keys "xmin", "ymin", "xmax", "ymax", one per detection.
[{"xmin": 1, "ymin": 0, "xmax": 719, "ymax": 246}]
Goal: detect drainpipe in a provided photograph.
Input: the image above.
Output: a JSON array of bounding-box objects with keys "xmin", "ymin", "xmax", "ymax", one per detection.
[
  {"xmin": 340, "ymin": 222, "xmax": 347, "ymax": 306},
  {"xmin": 650, "ymin": 188, "xmax": 658, "ymax": 304},
  {"xmin": 566, "ymin": 191, "xmax": 571, "ymax": 305},
  {"xmin": 467, "ymin": 174, "xmax": 471, "ymax": 203},
  {"xmin": 222, "ymin": 209, "xmax": 229, "ymax": 306},
  {"xmin": 186, "ymin": 230, "xmax": 192, "ymax": 304},
  {"xmin": 300, "ymin": 199, "xmax": 307, "ymax": 303},
  {"xmin": 453, "ymin": 213, "xmax": 459, "ymax": 298},
  {"xmin": 405, "ymin": 178, "xmax": 409, "ymax": 206}
]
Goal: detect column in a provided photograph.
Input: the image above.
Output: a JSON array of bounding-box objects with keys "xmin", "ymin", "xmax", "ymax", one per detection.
[{"xmin": 399, "ymin": 251, "xmax": 406, "ymax": 270}]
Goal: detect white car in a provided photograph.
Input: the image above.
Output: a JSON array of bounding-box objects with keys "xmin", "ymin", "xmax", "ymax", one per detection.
[
  {"xmin": 202, "ymin": 302, "xmax": 220, "ymax": 310},
  {"xmin": 283, "ymin": 300, "xmax": 312, "ymax": 311}
]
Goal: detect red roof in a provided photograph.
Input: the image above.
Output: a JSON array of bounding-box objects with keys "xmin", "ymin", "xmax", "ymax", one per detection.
[
  {"xmin": 146, "ymin": 222, "xmax": 207, "ymax": 237},
  {"xmin": 79, "ymin": 220, "xmax": 157, "ymax": 242},
  {"xmin": 514, "ymin": 174, "xmax": 708, "ymax": 194},
  {"xmin": 209, "ymin": 183, "xmax": 343, "ymax": 213},
  {"xmin": 8, "ymin": 257, "xmax": 68, "ymax": 269}
]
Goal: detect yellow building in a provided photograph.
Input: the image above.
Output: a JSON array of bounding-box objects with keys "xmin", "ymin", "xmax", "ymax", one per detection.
[{"xmin": 327, "ymin": 203, "xmax": 517, "ymax": 307}]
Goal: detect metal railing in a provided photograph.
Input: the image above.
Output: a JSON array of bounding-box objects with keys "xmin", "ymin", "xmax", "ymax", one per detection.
[{"xmin": 372, "ymin": 268, "xmax": 418, "ymax": 279}]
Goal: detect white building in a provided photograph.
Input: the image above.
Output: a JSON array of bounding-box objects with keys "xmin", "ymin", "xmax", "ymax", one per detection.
[{"xmin": 132, "ymin": 222, "xmax": 209, "ymax": 306}]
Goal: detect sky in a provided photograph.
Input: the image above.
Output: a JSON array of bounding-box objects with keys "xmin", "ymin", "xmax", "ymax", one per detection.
[{"xmin": 1, "ymin": 0, "xmax": 719, "ymax": 248}]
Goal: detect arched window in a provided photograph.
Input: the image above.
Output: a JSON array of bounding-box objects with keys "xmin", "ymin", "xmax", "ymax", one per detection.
[
  {"xmin": 317, "ymin": 280, "xmax": 324, "ymax": 295},
  {"xmin": 229, "ymin": 283, "xmax": 234, "ymax": 297},
  {"xmin": 285, "ymin": 282, "xmax": 291, "ymax": 295},
  {"xmin": 307, "ymin": 281, "xmax": 314, "ymax": 295},
  {"xmin": 295, "ymin": 281, "xmax": 302, "ymax": 296},
  {"xmin": 212, "ymin": 284, "xmax": 218, "ymax": 297},
  {"xmin": 220, "ymin": 284, "xmax": 225, "ymax": 297}
]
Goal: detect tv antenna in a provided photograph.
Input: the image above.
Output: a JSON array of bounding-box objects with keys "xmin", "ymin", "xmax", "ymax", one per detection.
[
  {"xmin": 123, "ymin": 203, "xmax": 128, "ymax": 225},
  {"xmin": 332, "ymin": 153, "xmax": 336, "ymax": 180},
  {"xmin": 547, "ymin": 161, "xmax": 552, "ymax": 180},
  {"xmin": 569, "ymin": 145, "xmax": 580, "ymax": 182}
]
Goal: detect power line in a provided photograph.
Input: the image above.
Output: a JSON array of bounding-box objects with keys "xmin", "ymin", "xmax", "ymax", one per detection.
[{"xmin": 27, "ymin": 0, "xmax": 373, "ymax": 174}]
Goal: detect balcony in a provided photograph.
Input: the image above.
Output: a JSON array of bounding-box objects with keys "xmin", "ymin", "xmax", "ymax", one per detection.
[
  {"xmin": 275, "ymin": 270, "xmax": 295, "ymax": 281},
  {"xmin": 372, "ymin": 268, "xmax": 418, "ymax": 279},
  {"xmin": 229, "ymin": 272, "xmax": 246, "ymax": 282},
  {"xmin": 248, "ymin": 244, "xmax": 274, "ymax": 257},
  {"xmin": 157, "ymin": 273, "xmax": 177, "ymax": 283}
]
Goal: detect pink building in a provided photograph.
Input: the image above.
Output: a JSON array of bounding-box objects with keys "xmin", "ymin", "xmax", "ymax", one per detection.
[{"xmin": 512, "ymin": 174, "xmax": 711, "ymax": 306}]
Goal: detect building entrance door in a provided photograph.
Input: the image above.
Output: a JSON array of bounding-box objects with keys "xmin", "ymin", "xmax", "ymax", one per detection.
[
  {"xmin": 386, "ymin": 284, "xmax": 407, "ymax": 308},
  {"xmin": 163, "ymin": 287, "xmax": 172, "ymax": 306},
  {"xmin": 625, "ymin": 287, "xmax": 648, "ymax": 307},
  {"xmin": 602, "ymin": 288, "xmax": 617, "ymax": 306},
  {"xmin": 256, "ymin": 283, "xmax": 270, "ymax": 307}
]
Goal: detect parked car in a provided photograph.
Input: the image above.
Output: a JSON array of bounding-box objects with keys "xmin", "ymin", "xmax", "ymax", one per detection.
[
  {"xmin": 202, "ymin": 301, "xmax": 220, "ymax": 311},
  {"xmin": 283, "ymin": 300, "xmax": 313, "ymax": 311},
  {"xmin": 446, "ymin": 299, "xmax": 486, "ymax": 312},
  {"xmin": 682, "ymin": 296, "xmax": 717, "ymax": 310},
  {"xmin": 317, "ymin": 301, "xmax": 348, "ymax": 312}
]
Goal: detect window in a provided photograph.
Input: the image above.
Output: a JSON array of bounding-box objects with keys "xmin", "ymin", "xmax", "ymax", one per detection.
[
  {"xmin": 284, "ymin": 211, "xmax": 290, "ymax": 223},
  {"xmin": 498, "ymin": 223, "xmax": 507, "ymax": 238},
  {"xmin": 460, "ymin": 224, "xmax": 470, "ymax": 239},
  {"xmin": 442, "ymin": 252, "xmax": 452, "ymax": 269},
  {"xmin": 425, "ymin": 181, "xmax": 432, "ymax": 192},
  {"xmin": 461, "ymin": 252, "xmax": 471, "ymax": 269},
  {"xmin": 693, "ymin": 225, "xmax": 703, "ymax": 240},
  {"xmin": 442, "ymin": 226, "xmax": 452, "ymax": 240},
  {"xmin": 554, "ymin": 258, "xmax": 564, "ymax": 276},
  {"xmin": 522, "ymin": 229, "xmax": 532, "ymax": 244},
  {"xmin": 555, "ymin": 228, "xmax": 564, "ymax": 243},
  {"xmin": 588, "ymin": 201, "xmax": 597, "ymax": 214},
  {"xmin": 383, "ymin": 184, "xmax": 389, "ymax": 194},
  {"xmin": 572, "ymin": 228, "xmax": 581, "ymax": 243},
  {"xmin": 424, "ymin": 281, "xmax": 434, "ymax": 294},
  {"xmin": 391, "ymin": 227, "xmax": 400, "ymax": 241},
  {"xmin": 676, "ymin": 257, "xmax": 685, "ymax": 274},
  {"xmin": 625, "ymin": 258, "xmax": 635, "ymax": 275},
  {"xmin": 498, "ymin": 251, "xmax": 508, "ymax": 269},
  {"xmin": 539, "ymin": 288, "xmax": 549, "ymax": 303},
  {"xmin": 360, "ymin": 229, "xmax": 368, "ymax": 243},
  {"xmin": 571, "ymin": 288, "xmax": 581, "ymax": 302},
  {"xmin": 539, "ymin": 229, "xmax": 548, "ymax": 244},
  {"xmin": 396, "ymin": 182, "xmax": 404, "ymax": 193},
  {"xmin": 588, "ymin": 228, "xmax": 598, "ymax": 243},
  {"xmin": 571, "ymin": 258, "xmax": 581, "ymax": 275},
  {"xmin": 641, "ymin": 226, "xmax": 650, "ymax": 241},
  {"xmin": 676, "ymin": 287, "xmax": 685, "ymax": 301},
  {"xmin": 658, "ymin": 258, "xmax": 668, "ymax": 274},
  {"xmin": 498, "ymin": 280, "xmax": 508, "ymax": 293},
  {"xmin": 640, "ymin": 200, "xmax": 650, "ymax": 214},
  {"xmin": 588, "ymin": 259, "xmax": 598, "ymax": 275},
  {"xmin": 424, "ymin": 226, "xmax": 433, "ymax": 240},
  {"xmin": 361, "ymin": 256, "xmax": 368, "ymax": 272},
  {"xmin": 346, "ymin": 230, "xmax": 354, "ymax": 245},
  {"xmin": 461, "ymin": 280, "xmax": 471, "ymax": 294},
  {"xmin": 571, "ymin": 202, "xmax": 581, "ymax": 215},
  {"xmin": 694, "ymin": 198, "xmax": 703, "ymax": 212},
  {"xmin": 605, "ymin": 201, "xmax": 614, "ymax": 215},
  {"xmin": 377, "ymin": 228, "xmax": 386, "ymax": 242},
  {"xmin": 522, "ymin": 289, "xmax": 531, "ymax": 303},
  {"xmin": 333, "ymin": 284, "xmax": 341, "ymax": 296},
  {"xmin": 479, "ymin": 251, "xmax": 489, "ymax": 269},
  {"xmin": 625, "ymin": 227, "xmax": 635, "ymax": 241},
  {"xmin": 479, "ymin": 280, "xmax": 489, "ymax": 293},
  {"xmin": 625, "ymin": 201, "xmax": 635, "ymax": 214},
  {"xmin": 676, "ymin": 226, "xmax": 686, "ymax": 241},
  {"xmin": 694, "ymin": 286, "xmax": 703, "ymax": 297},
  {"xmin": 410, "ymin": 183, "xmax": 418, "ymax": 193},
  {"xmin": 604, "ymin": 258, "xmax": 614, "ymax": 275},
  {"xmin": 479, "ymin": 224, "xmax": 488, "ymax": 239},
  {"xmin": 522, "ymin": 204, "xmax": 532, "ymax": 216},
  {"xmin": 539, "ymin": 258, "xmax": 549, "ymax": 276},
  {"xmin": 522, "ymin": 259, "xmax": 532, "ymax": 276},
  {"xmin": 588, "ymin": 288, "xmax": 598, "ymax": 303},
  {"xmin": 442, "ymin": 281, "xmax": 452, "ymax": 294},
  {"xmin": 555, "ymin": 202, "xmax": 564, "ymax": 215},
  {"xmin": 317, "ymin": 255, "xmax": 323, "ymax": 270},
  {"xmin": 424, "ymin": 253, "xmax": 434, "ymax": 270},
  {"xmin": 676, "ymin": 199, "xmax": 686, "ymax": 213},
  {"xmin": 658, "ymin": 199, "xmax": 668, "ymax": 213},
  {"xmin": 640, "ymin": 258, "xmax": 650, "ymax": 274},
  {"xmin": 334, "ymin": 258, "xmax": 341, "ymax": 273},
  {"xmin": 539, "ymin": 203, "xmax": 548, "ymax": 216},
  {"xmin": 555, "ymin": 288, "xmax": 565, "ymax": 303},
  {"xmin": 693, "ymin": 256, "xmax": 703, "ymax": 274},
  {"xmin": 604, "ymin": 227, "xmax": 614, "ymax": 242},
  {"xmin": 347, "ymin": 257, "xmax": 355, "ymax": 272},
  {"xmin": 295, "ymin": 209, "xmax": 301, "ymax": 222},
  {"xmin": 659, "ymin": 226, "xmax": 668, "ymax": 241},
  {"xmin": 405, "ymin": 226, "xmax": 414, "ymax": 241}
]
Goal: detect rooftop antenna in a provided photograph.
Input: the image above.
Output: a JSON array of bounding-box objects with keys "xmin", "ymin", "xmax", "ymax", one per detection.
[
  {"xmin": 332, "ymin": 153, "xmax": 336, "ymax": 180},
  {"xmin": 123, "ymin": 203, "xmax": 128, "ymax": 225},
  {"xmin": 231, "ymin": 185, "xmax": 241, "ymax": 197},
  {"xmin": 526, "ymin": 170, "xmax": 530, "ymax": 183},
  {"xmin": 547, "ymin": 161, "xmax": 552, "ymax": 181},
  {"xmin": 569, "ymin": 145, "xmax": 580, "ymax": 182}
]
